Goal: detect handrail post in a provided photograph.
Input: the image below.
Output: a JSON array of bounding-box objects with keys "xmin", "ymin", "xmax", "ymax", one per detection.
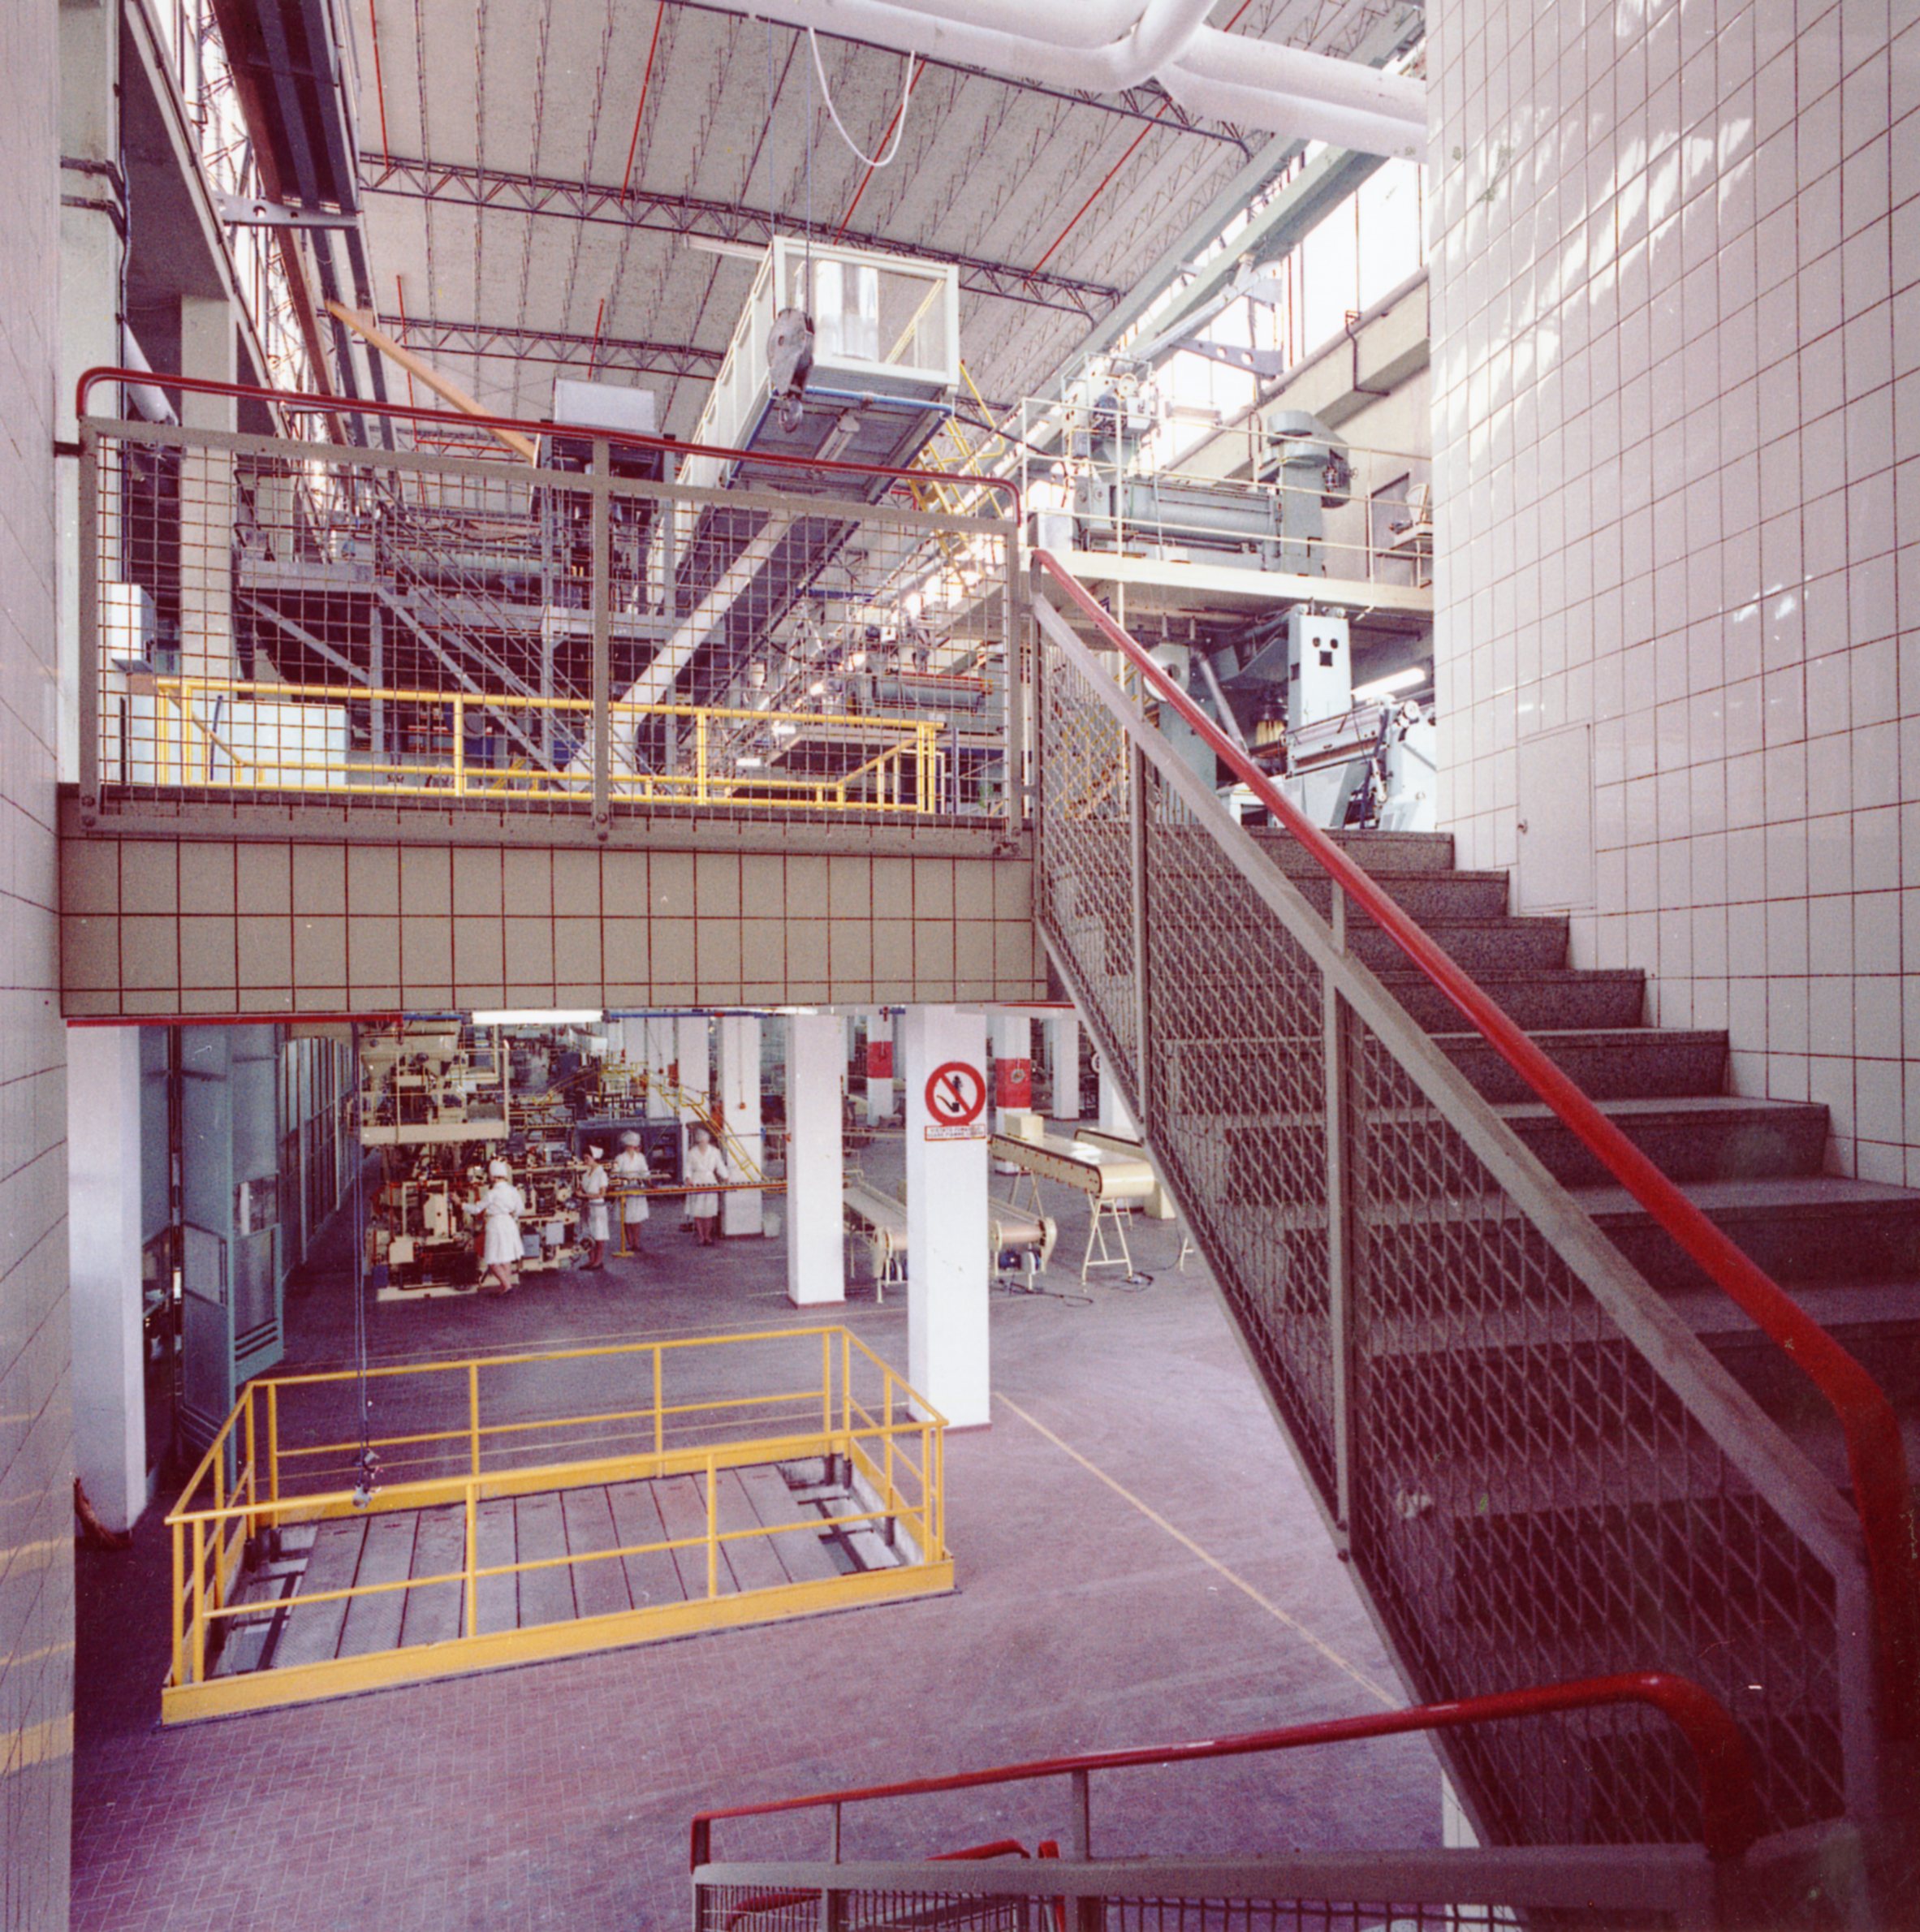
[
  {"xmin": 840, "ymin": 1329, "xmax": 851, "ymax": 1438},
  {"xmin": 884, "ymin": 1380, "xmax": 896, "ymax": 1541},
  {"xmin": 76, "ymin": 425, "xmax": 101, "ymax": 822},
  {"xmin": 268, "ymin": 1381, "xmax": 279, "ymax": 1507},
  {"xmin": 468, "ymin": 1361, "xmax": 481, "ymax": 1476},
  {"xmin": 822, "ymin": 1328, "xmax": 833, "ymax": 1438},
  {"xmin": 1324, "ymin": 882, "xmax": 1357, "ymax": 1550},
  {"xmin": 705, "ymin": 1451, "xmax": 719, "ymax": 1600},
  {"xmin": 1127, "ymin": 740, "xmax": 1152, "ymax": 1131},
  {"xmin": 696, "ymin": 711, "xmax": 710, "ymax": 804},
  {"xmin": 170, "ymin": 1519, "xmax": 184, "ymax": 1688},
  {"xmin": 451, "ymin": 694, "xmax": 465, "ymax": 796},
  {"xmin": 464, "ymin": 1484, "xmax": 479, "ymax": 1637},
  {"xmin": 191, "ymin": 1518, "xmax": 207, "ymax": 1684},
  {"xmin": 590, "ymin": 436, "xmax": 612, "ymax": 838},
  {"xmin": 653, "ymin": 1344, "xmax": 665, "ymax": 1459},
  {"xmin": 244, "ymin": 1387, "xmax": 257, "ymax": 1517}
]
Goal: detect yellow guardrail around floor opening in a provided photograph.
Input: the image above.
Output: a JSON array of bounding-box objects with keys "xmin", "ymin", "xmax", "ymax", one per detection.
[{"xmin": 162, "ymin": 1325, "xmax": 949, "ymax": 1722}]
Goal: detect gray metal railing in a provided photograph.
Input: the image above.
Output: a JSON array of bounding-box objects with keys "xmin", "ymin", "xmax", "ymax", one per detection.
[{"xmin": 76, "ymin": 409, "xmax": 1018, "ymax": 833}]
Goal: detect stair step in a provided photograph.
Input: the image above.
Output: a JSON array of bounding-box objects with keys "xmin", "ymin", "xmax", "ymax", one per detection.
[
  {"xmin": 1247, "ymin": 826, "xmax": 1457, "ymax": 873},
  {"xmin": 1501, "ymin": 1095, "xmax": 1830, "ymax": 1186},
  {"xmin": 1433, "ymin": 1028, "xmax": 1728, "ymax": 1102},
  {"xmin": 1579, "ymin": 1176, "xmax": 1920, "ymax": 1290},
  {"xmin": 1670, "ymin": 1281, "xmax": 1920, "ymax": 1422},
  {"xmin": 1286, "ymin": 869, "xmax": 1511, "ymax": 922},
  {"xmin": 1377, "ymin": 968, "xmax": 1646, "ymax": 1033}
]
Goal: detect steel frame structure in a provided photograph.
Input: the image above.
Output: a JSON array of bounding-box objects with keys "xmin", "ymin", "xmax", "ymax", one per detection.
[
  {"xmin": 356, "ymin": 153, "xmax": 1124, "ymax": 317},
  {"xmin": 372, "ymin": 313, "xmax": 724, "ymax": 382}
]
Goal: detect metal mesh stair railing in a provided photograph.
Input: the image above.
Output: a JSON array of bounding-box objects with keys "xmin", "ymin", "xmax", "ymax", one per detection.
[{"xmin": 1029, "ymin": 589, "xmax": 1881, "ymax": 1858}]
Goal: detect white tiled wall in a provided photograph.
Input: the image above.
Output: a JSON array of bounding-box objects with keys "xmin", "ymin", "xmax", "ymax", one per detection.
[
  {"xmin": 0, "ymin": 0, "xmax": 73, "ymax": 1922},
  {"xmin": 1429, "ymin": 0, "xmax": 1920, "ymax": 1179}
]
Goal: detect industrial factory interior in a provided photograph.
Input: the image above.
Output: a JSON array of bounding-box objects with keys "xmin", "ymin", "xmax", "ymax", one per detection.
[{"xmin": 4, "ymin": 0, "xmax": 1918, "ymax": 1926}]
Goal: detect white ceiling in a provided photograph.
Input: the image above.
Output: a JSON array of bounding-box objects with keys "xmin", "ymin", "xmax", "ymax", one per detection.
[{"xmin": 352, "ymin": 0, "xmax": 1413, "ymax": 435}]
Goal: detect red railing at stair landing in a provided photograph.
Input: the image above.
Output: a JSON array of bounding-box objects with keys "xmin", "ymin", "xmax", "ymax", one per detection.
[
  {"xmin": 72, "ymin": 368, "xmax": 1023, "ymax": 515},
  {"xmin": 1031, "ymin": 548, "xmax": 1920, "ymax": 1752},
  {"xmin": 690, "ymin": 1672, "xmax": 1763, "ymax": 1865}
]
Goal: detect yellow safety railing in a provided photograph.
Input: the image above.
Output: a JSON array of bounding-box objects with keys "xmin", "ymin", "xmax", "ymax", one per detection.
[
  {"xmin": 108, "ymin": 674, "xmax": 944, "ymax": 813},
  {"xmin": 162, "ymin": 1325, "xmax": 947, "ymax": 1719}
]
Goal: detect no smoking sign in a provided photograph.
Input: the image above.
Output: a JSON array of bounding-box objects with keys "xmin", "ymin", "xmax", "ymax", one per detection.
[{"xmin": 923, "ymin": 1061, "xmax": 988, "ymax": 1141}]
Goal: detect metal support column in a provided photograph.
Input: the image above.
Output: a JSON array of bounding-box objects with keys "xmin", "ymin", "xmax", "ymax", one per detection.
[
  {"xmin": 1004, "ymin": 548, "xmax": 1027, "ymax": 828},
  {"xmin": 1323, "ymin": 883, "xmax": 1357, "ymax": 1553},
  {"xmin": 1127, "ymin": 742, "xmax": 1152, "ymax": 1134},
  {"xmin": 590, "ymin": 438, "xmax": 612, "ymax": 835}
]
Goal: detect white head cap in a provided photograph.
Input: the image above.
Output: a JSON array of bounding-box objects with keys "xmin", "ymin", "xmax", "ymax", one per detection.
[
  {"xmin": 619, "ymin": 1130, "xmax": 641, "ymax": 1148},
  {"xmin": 586, "ymin": 1144, "xmax": 605, "ymax": 1158},
  {"xmin": 488, "ymin": 1158, "xmax": 511, "ymax": 1179}
]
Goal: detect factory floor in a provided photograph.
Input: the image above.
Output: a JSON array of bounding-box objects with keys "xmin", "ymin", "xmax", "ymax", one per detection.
[{"xmin": 71, "ymin": 1124, "xmax": 1440, "ymax": 1932}]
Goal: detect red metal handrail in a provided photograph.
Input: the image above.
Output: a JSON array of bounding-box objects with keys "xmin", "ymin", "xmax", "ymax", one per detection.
[
  {"xmin": 71, "ymin": 368, "xmax": 1022, "ymax": 516},
  {"xmin": 690, "ymin": 1672, "xmax": 1763, "ymax": 1865},
  {"xmin": 1032, "ymin": 547, "xmax": 1920, "ymax": 1749}
]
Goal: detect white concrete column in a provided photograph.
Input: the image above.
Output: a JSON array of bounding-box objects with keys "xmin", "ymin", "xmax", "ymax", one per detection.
[
  {"xmin": 644, "ymin": 1016, "xmax": 675, "ymax": 1118},
  {"xmin": 674, "ymin": 1014, "xmax": 710, "ymax": 1218},
  {"xmin": 1047, "ymin": 1015, "xmax": 1082, "ymax": 1122},
  {"xmin": 784, "ymin": 1015, "xmax": 845, "ymax": 1305},
  {"xmin": 716, "ymin": 1015, "xmax": 764, "ymax": 1236},
  {"xmin": 1098, "ymin": 1054, "xmax": 1136, "ymax": 1135},
  {"xmin": 864, "ymin": 1008, "xmax": 895, "ymax": 1126},
  {"xmin": 178, "ymin": 295, "xmax": 237, "ymax": 688},
  {"xmin": 991, "ymin": 1011, "xmax": 1033, "ymax": 1125},
  {"xmin": 67, "ymin": 1026, "xmax": 147, "ymax": 1532},
  {"xmin": 57, "ymin": 0, "xmax": 122, "ymax": 784},
  {"xmin": 901, "ymin": 1005, "xmax": 990, "ymax": 1427}
]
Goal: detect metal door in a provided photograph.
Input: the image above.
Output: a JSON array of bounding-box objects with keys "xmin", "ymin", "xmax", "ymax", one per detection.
[{"xmin": 177, "ymin": 1221, "xmax": 231, "ymax": 1455}]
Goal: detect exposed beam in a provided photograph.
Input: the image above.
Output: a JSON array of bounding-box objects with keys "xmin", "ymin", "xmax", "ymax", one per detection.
[
  {"xmin": 373, "ymin": 314, "xmax": 723, "ymax": 382},
  {"xmin": 358, "ymin": 153, "xmax": 1123, "ymax": 317}
]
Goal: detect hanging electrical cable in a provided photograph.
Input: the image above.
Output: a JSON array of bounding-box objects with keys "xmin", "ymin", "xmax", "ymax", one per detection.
[{"xmin": 809, "ymin": 26, "xmax": 916, "ymax": 169}]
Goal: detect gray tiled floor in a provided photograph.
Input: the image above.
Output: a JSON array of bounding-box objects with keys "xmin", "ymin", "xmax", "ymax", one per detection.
[{"xmin": 73, "ymin": 1130, "xmax": 1439, "ymax": 1930}]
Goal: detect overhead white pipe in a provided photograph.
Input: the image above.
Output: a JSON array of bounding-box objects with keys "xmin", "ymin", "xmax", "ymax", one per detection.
[
  {"xmin": 1162, "ymin": 30, "xmax": 1426, "ymax": 157},
  {"xmin": 1158, "ymin": 66, "xmax": 1426, "ymax": 161},
  {"xmin": 716, "ymin": 0, "xmax": 1426, "ymax": 161},
  {"xmin": 739, "ymin": 0, "xmax": 1213, "ymax": 93}
]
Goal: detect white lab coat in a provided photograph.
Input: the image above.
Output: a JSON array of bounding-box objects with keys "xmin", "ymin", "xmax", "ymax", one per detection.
[
  {"xmin": 683, "ymin": 1142, "xmax": 731, "ymax": 1218},
  {"xmin": 479, "ymin": 1179, "xmax": 525, "ymax": 1266},
  {"xmin": 578, "ymin": 1162, "xmax": 610, "ymax": 1242},
  {"xmin": 611, "ymin": 1148, "xmax": 651, "ymax": 1224}
]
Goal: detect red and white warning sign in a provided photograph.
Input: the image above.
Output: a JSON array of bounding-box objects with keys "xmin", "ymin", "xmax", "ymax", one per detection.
[{"xmin": 923, "ymin": 1060, "xmax": 988, "ymax": 1141}]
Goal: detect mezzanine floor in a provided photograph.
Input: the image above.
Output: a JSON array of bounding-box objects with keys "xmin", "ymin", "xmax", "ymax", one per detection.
[{"xmin": 72, "ymin": 1130, "xmax": 1438, "ymax": 1932}]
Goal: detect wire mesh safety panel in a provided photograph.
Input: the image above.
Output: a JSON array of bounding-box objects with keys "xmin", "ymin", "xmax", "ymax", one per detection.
[
  {"xmin": 1030, "ymin": 600, "xmax": 1869, "ymax": 1852},
  {"xmin": 80, "ymin": 416, "xmax": 1015, "ymax": 825},
  {"xmin": 697, "ymin": 1883, "xmax": 1681, "ymax": 1932}
]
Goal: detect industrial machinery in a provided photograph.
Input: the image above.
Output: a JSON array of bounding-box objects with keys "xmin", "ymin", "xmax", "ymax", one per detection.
[
  {"xmin": 1029, "ymin": 375, "xmax": 1436, "ymax": 834},
  {"xmin": 1148, "ymin": 606, "xmax": 1436, "ymax": 833},
  {"xmin": 1062, "ymin": 385, "xmax": 1352, "ymax": 575}
]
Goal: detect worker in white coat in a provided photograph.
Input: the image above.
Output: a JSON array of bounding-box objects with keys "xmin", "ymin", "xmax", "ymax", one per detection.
[
  {"xmin": 683, "ymin": 1125, "xmax": 733, "ymax": 1248},
  {"xmin": 577, "ymin": 1143, "xmax": 611, "ymax": 1270},
  {"xmin": 611, "ymin": 1130, "xmax": 651, "ymax": 1257},
  {"xmin": 472, "ymin": 1157, "xmax": 525, "ymax": 1295}
]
